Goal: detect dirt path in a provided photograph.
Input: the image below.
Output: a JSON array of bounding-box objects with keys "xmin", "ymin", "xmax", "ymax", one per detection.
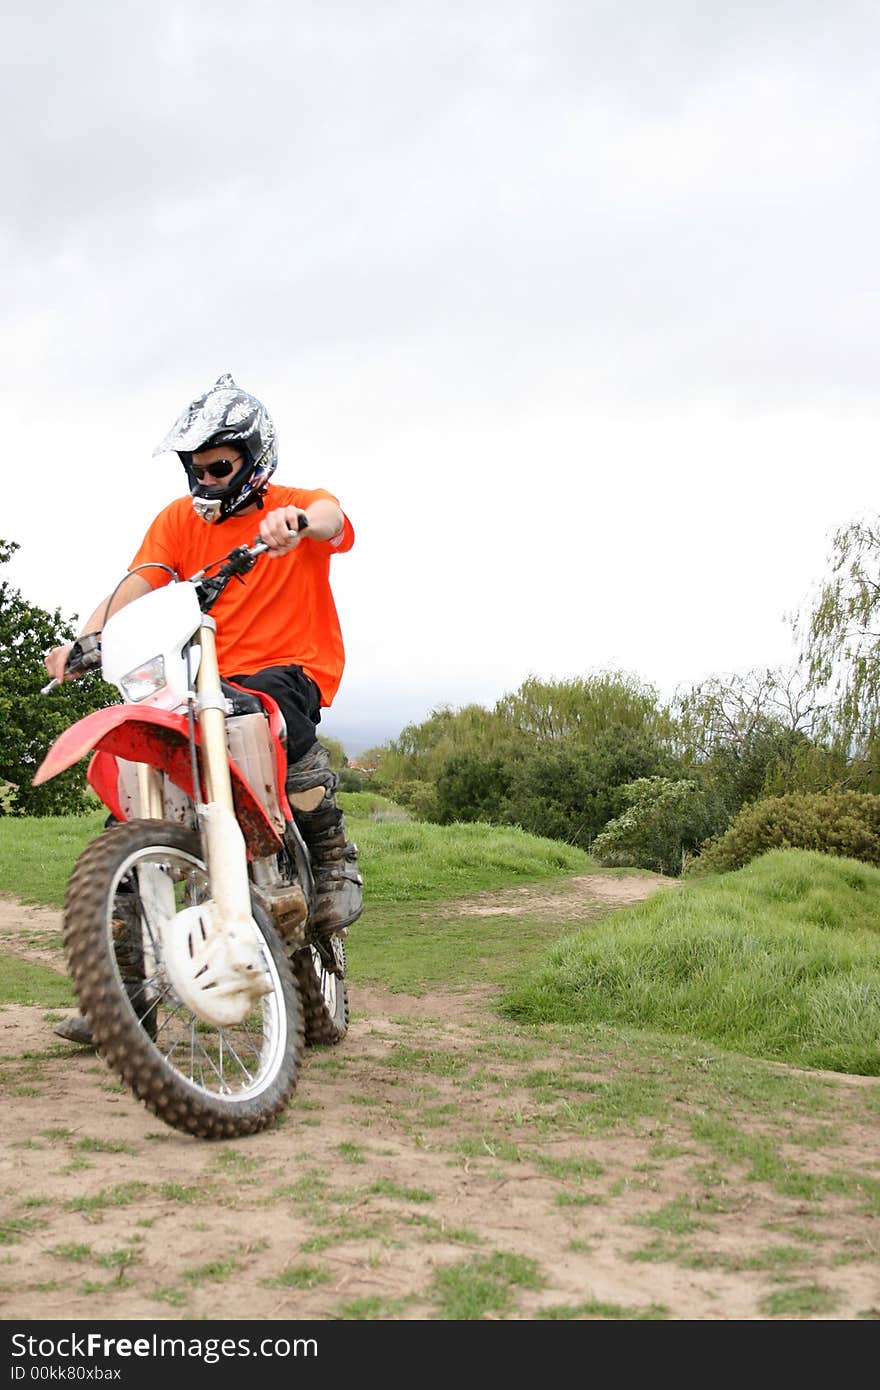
[{"xmin": 0, "ymin": 878, "xmax": 878, "ymax": 1322}]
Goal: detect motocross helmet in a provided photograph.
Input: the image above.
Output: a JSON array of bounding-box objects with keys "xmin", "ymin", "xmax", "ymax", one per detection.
[{"xmin": 152, "ymin": 373, "xmax": 278, "ymax": 523}]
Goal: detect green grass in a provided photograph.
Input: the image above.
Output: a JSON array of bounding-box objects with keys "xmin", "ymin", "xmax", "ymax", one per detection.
[
  {"xmin": 0, "ymin": 808, "xmax": 595, "ymax": 1013},
  {"xmin": 0, "ymin": 804, "xmax": 597, "ymax": 1007},
  {"xmin": 1, "ymin": 804, "xmax": 878, "ymax": 1321},
  {"xmin": 262, "ymin": 1263, "xmax": 331, "ymax": 1290},
  {"xmin": 540, "ymin": 1298, "xmax": 668, "ymax": 1319},
  {"xmin": 429, "ymin": 1250, "xmax": 544, "ymax": 1319},
  {"xmin": 757, "ymin": 1283, "xmax": 842, "ymax": 1317},
  {"xmin": 0, "ymin": 806, "xmax": 590, "ymax": 910},
  {"xmin": 180, "ymin": 1258, "xmax": 242, "ymax": 1285},
  {"xmin": 0, "ymin": 957, "xmax": 73, "ymax": 1007},
  {"xmin": 501, "ymin": 850, "xmax": 880, "ymax": 1076},
  {"xmin": 367, "ymin": 1180, "xmax": 434, "ymax": 1203},
  {"xmin": 4, "ymin": 810, "xmax": 880, "ymax": 1085},
  {"xmin": 337, "ymin": 791, "xmax": 410, "ymax": 820},
  {"xmin": 0, "ymin": 810, "xmax": 106, "ymax": 907},
  {"xmin": 345, "ymin": 816, "xmax": 592, "ymax": 903},
  {"xmin": 348, "ymin": 897, "xmax": 598, "ymax": 995}
]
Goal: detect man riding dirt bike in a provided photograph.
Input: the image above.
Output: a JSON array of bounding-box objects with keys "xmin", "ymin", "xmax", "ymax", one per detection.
[{"xmin": 44, "ymin": 372, "xmax": 362, "ymax": 1048}]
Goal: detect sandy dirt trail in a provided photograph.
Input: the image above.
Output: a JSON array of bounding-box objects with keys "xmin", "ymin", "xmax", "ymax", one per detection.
[{"xmin": 0, "ymin": 877, "xmax": 877, "ymax": 1322}]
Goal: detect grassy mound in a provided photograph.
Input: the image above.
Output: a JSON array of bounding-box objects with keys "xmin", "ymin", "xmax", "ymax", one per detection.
[
  {"xmin": 346, "ymin": 816, "xmax": 592, "ymax": 902},
  {"xmin": 501, "ymin": 849, "xmax": 880, "ymax": 1075}
]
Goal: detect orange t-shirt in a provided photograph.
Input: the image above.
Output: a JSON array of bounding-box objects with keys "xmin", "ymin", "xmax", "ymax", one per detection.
[{"xmin": 128, "ymin": 484, "xmax": 354, "ymax": 706}]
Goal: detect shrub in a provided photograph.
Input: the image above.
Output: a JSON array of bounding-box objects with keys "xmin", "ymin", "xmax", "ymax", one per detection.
[
  {"xmin": 691, "ymin": 791, "xmax": 880, "ymax": 875},
  {"xmin": 591, "ymin": 777, "xmax": 723, "ymax": 877},
  {"xmin": 0, "ymin": 538, "xmax": 116, "ymax": 815},
  {"xmin": 337, "ymin": 766, "xmax": 369, "ymax": 792},
  {"xmin": 434, "ymin": 752, "xmax": 510, "ymax": 825},
  {"xmin": 500, "ymin": 729, "xmax": 675, "ymax": 850},
  {"xmin": 392, "ymin": 778, "xmax": 440, "ymax": 822}
]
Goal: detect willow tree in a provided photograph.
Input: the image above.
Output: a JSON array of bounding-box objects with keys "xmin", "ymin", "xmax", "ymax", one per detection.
[{"xmin": 795, "ymin": 515, "xmax": 880, "ymax": 751}]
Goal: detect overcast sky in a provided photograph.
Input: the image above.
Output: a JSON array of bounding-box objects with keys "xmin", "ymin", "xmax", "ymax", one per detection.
[{"xmin": 5, "ymin": 1, "xmax": 879, "ymax": 752}]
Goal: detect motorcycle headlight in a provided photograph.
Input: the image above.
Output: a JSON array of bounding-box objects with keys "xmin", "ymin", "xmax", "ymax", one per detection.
[{"xmin": 119, "ymin": 655, "xmax": 166, "ymax": 702}]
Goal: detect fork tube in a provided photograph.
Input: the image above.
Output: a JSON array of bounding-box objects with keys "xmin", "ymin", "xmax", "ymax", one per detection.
[
  {"xmin": 195, "ymin": 618, "xmax": 235, "ymax": 810},
  {"xmin": 194, "ymin": 617, "xmax": 255, "ymax": 940},
  {"xmin": 136, "ymin": 763, "xmax": 164, "ymax": 819}
]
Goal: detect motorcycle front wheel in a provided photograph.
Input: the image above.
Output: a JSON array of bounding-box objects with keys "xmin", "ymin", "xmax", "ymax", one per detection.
[{"xmin": 62, "ymin": 819, "xmax": 304, "ymax": 1139}]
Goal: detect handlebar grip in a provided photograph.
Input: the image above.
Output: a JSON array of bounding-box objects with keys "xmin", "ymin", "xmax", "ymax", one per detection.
[
  {"xmin": 250, "ymin": 512, "xmax": 309, "ymax": 550},
  {"xmin": 42, "ymin": 633, "xmax": 103, "ymax": 692}
]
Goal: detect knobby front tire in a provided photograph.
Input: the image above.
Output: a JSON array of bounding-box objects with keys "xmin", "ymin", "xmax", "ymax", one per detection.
[
  {"xmin": 62, "ymin": 819, "xmax": 304, "ymax": 1139},
  {"xmin": 292, "ymin": 942, "xmax": 349, "ymax": 1046}
]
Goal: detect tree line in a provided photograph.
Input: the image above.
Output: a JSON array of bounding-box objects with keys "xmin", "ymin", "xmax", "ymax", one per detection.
[{"xmin": 357, "ymin": 514, "xmax": 880, "ymax": 874}]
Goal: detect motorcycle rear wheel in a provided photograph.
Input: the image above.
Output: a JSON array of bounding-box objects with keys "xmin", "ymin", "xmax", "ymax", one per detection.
[
  {"xmin": 62, "ymin": 819, "xmax": 304, "ymax": 1138},
  {"xmin": 292, "ymin": 942, "xmax": 349, "ymax": 1045}
]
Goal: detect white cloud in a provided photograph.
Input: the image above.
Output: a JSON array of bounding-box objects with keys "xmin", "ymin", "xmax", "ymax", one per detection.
[{"xmin": 5, "ymin": 2, "xmax": 879, "ymax": 752}]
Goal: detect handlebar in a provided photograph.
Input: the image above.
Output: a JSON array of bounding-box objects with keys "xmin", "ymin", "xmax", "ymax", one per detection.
[
  {"xmin": 41, "ymin": 512, "xmax": 310, "ymax": 693},
  {"xmin": 193, "ymin": 511, "xmax": 309, "ymax": 613},
  {"xmin": 40, "ymin": 632, "xmax": 102, "ymax": 694}
]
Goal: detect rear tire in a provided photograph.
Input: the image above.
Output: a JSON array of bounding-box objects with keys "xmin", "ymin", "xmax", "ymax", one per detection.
[
  {"xmin": 292, "ymin": 942, "xmax": 349, "ymax": 1045},
  {"xmin": 62, "ymin": 819, "xmax": 304, "ymax": 1138}
]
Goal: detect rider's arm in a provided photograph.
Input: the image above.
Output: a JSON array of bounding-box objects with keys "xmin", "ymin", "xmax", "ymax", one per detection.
[
  {"xmin": 259, "ymin": 499, "xmax": 344, "ymax": 555},
  {"xmin": 44, "ymin": 573, "xmax": 153, "ymax": 682}
]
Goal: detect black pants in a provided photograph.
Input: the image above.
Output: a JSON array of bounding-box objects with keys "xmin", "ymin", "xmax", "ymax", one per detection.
[{"xmin": 229, "ymin": 664, "xmax": 323, "ymax": 763}]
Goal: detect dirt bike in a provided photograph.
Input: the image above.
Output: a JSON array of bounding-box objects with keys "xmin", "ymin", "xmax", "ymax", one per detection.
[{"xmin": 34, "ymin": 520, "xmax": 349, "ymax": 1139}]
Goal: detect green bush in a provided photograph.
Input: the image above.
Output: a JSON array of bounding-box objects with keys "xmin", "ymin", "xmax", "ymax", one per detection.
[
  {"xmin": 591, "ymin": 776, "xmax": 723, "ymax": 877},
  {"xmin": 434, "ymin": 751, "xmax": 509, "ymax": 826},
  {"xmin": 0, "ymin": 539, "xmax": 117, "ymax": 815},
  {"xmin": 691, "ymin": 791, "xmax": 880, "ymax": 875},
  {"xmin": 500, "ymin": 729, "xmax": 674, "ymax": 850},
  {"xmin": 337, "ymin": 766, "xmax": 369, "ymax": 792}
]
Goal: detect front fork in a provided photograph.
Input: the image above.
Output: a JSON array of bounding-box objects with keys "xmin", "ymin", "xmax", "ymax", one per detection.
[
  {"xmin": 129, "ymin": 617, "xmax": 235, "ymax": 820},
  {"xmin": 191, "ymin": 617, "xmax": 255, "ymax": 930},
  {"xmin": 133, "ymin": 617, "xmax": 255, "ymax": 934},
  {"xmin": 141, "ymin": 617, "xmax": 271, "ymax": 1025}
]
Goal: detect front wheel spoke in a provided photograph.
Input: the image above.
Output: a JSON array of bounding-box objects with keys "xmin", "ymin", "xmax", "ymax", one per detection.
[
  {"xmin": 153, "ymin": 992, "xmax": 188, "ymax": 1043},
  {"xmin": 188, "ymin": 1023, "xmax": 250, "ymax": 1090},
  {"xmin": 128, "ymin": 877, "xmax": 161, "ymax": 956},
  {"xmin": 188, "ymin": 1019, "xmax": 200, "ymax": 1084},
  {"xmin": 155, "ymin": 1005, "xmax": 264, "ymax": 1094},
  {"xmin": 213, "ymin": 1031, "xmax": 257, "ymax": 1087}
]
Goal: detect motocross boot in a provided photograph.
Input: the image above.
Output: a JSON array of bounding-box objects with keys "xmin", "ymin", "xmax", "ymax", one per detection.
[
  {"xmin": 54, "ymin": 1014, "xmax": 94, "ymax": 1046},
  {"xmin": 285, "ymin": 741, "xmax": 363, "ymax": 937},
  {"xmin": 54, "ymin": 984, "xmax": 157, "ymax": 1047}
]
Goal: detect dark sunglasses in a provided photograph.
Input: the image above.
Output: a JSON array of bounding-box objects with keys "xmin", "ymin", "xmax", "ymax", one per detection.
[{"xmin": 190, "ymin": 458, "xmax": 237, "ymax": 482}]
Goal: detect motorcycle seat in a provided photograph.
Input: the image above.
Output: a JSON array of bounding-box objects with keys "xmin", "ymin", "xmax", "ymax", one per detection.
[{"xmin": 221, "ymin": 681, "xmax": 266, "ymax": 717}]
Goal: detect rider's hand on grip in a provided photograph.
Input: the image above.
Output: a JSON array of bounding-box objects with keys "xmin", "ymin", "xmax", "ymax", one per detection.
[
  {"xmin": 250, "ymin": 511, "xmax": 308, "ymax": 553},
  {"xmin": 41, "ymin": 633, "xmax": 102, "ymax": 693}
]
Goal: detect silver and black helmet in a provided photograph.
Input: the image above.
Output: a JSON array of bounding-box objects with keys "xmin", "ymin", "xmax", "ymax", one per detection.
[{"xmin": 153, "ymin": 373, "xmax": 278, "ymax": 523}]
